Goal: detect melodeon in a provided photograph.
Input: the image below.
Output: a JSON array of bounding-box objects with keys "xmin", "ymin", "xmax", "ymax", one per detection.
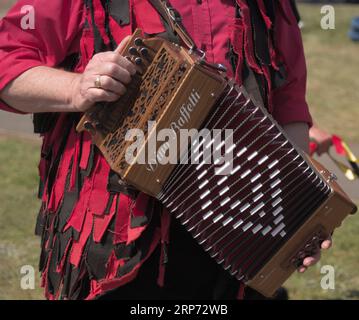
[{"xmin": 77, "ymin": 29, "xmax": 357, "ymax": 297}]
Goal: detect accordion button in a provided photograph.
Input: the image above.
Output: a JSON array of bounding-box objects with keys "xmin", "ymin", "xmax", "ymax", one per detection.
[
  {"xmin": 129, "ymin": 47, "xmax": 138, "ymax": 55},
  {"xmin": 140, "ymin": 47, "xmax": 149, "ymax": 56},
  {"xmin": 297, "ymin": 251, "xmax": 306, "ymax": 259},
  {"xmin": 83, "ymin": 121, "xmax": 96, "ymax": 136},
  {"xmin": 134, "ymin": 38, "xmax": 144, "ymax": 46},
  {"xmin": 134, "ymin": 57, "xmax": 143, "ymax": 65}
]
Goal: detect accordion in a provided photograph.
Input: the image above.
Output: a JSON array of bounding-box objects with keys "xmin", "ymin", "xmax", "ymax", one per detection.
[{"xmin": 77, "ymin": 29, "xmax": 357, "ymax": 297}]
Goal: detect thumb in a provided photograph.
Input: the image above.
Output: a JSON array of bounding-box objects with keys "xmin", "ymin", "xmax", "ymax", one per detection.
[{"xmin": 114, "ymin": 35, "xmax": 132, "ymax": 54}]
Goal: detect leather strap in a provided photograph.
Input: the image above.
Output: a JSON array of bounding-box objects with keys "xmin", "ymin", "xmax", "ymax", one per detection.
[{"xmin": 148, "ymin": 0, "xmax": 198, "ymax": 52}]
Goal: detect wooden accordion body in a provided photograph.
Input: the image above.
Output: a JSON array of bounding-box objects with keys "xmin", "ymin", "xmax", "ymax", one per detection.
[{"xmin": 77, "ymin": 30, "xmax": 357, "ymax": 297}]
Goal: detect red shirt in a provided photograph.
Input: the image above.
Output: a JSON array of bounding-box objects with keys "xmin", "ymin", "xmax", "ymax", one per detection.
[
  {"xmin": 0, "ymin": 0, "xmax": 313, "ymax": 299},
  {"xmin": 0, "ymin": 0, "xmax": 312, "ymax": 126}
]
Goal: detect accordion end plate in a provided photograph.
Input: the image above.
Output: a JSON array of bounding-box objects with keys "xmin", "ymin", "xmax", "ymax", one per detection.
[{"xmin": 246, "ymin": 159, "xmax": 356, "ymax": 297}]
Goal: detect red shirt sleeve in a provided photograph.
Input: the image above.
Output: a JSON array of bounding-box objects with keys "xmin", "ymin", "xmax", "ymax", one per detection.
[
  {"xmin": 271, "ymin": 1, "xmax": 313, "ymax": 127},
  {"xmin": 0, "ymin": 0, "xmax": 85, "ymax": 113}
]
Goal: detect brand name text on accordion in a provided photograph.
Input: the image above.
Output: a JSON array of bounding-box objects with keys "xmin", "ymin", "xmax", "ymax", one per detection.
[{"xmin": 124, "ymin": 124, "xmax": 235, "ymax": 175}]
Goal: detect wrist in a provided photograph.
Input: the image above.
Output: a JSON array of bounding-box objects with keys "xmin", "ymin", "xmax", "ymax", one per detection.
[{"xmin": 68, "ymin": 73, "xmax": 85, "ymax": 112}]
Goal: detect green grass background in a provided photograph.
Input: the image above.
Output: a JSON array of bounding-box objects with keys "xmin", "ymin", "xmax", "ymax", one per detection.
[
  {"xmin": 284, "ymin": 4, "xmax": 359, "ymax": 299},
  {"xmin": 0, "ymin": 3, "xmax": 358, "ymax": 300},
  {"xmin": 0, "ymin": 136, "xmax": 43, "ymax": 299},
  {"xmin": 302, "ymin": 4, "xmax": 359, "ymax": 142}
]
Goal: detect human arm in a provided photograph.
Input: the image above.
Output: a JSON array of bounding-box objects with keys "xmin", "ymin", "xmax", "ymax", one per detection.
[
  {"xmin": 0, "ymin": 0, "xmax": 135, "ymax": 114},
  {"xmin": 274, "ymin": 1, "xmax": 332, "ymax": 272},
  {"xmin": 0, "ymin": 43, "xmax": 136, "ymax": 113}
]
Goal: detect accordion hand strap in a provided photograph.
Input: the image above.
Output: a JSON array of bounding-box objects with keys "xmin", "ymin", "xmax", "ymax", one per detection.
[{"xmin": 148, "ymin": 0, "xmax": 198, "ymax": 52}]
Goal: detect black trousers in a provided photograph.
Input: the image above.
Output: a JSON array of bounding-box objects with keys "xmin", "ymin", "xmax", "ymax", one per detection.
[{"xmin": 97, "ymin": 218, "xmax": 279, "ymax": 300}]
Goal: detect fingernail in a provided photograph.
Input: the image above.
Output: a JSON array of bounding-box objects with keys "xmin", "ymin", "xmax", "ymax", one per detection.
[{"xmin": 304, "ymin": 258, "xmax": 314, "ymax": 266}]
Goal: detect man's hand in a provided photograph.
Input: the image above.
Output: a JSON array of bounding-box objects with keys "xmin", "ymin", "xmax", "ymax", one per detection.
[
  {"xmin": 282, "ymin": 122, "xmax": 333, "ymax": 273},
  {"xmin": 309, "ymin": 125, "xmax": 332, "ymax": 156},
  {"xmin": 70, "ymin": 36, "xmax": 136, "ymax": 112},
  {"xmin": 0, "ymin": 37, "xmax": 137, "ymax": 114},
  {"xmin": 297, "ymin": 237, "xmax": 332, "ymax": 273}
]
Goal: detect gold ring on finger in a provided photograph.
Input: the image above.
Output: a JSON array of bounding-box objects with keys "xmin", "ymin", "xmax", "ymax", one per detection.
[{"xmin": 94, "ymin": 75, "xmax": 102, "ymax": 89}]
